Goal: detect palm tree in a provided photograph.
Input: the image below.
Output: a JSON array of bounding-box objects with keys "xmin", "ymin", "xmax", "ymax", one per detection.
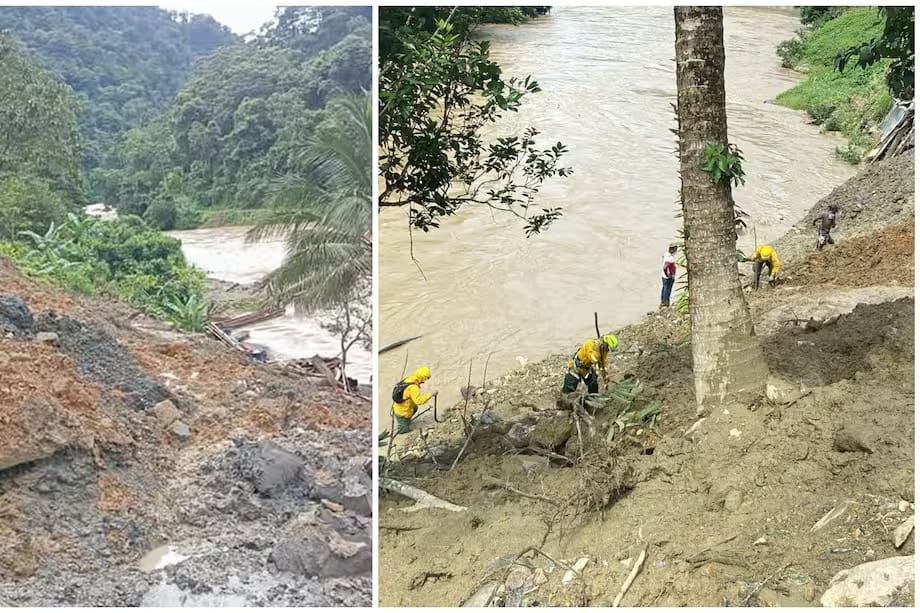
[
  {"xmin": 673, "ymin": 6, "xmax": 767, "ymax": 414},
  {"xmin": 248, "ymin": 92, "xmax": 371, "ymax": 311}
]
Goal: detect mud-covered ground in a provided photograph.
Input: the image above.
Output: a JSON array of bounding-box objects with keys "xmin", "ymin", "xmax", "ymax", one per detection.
[
  {"xmin": 0, "ymin": 260, "xmax": 372, "ymax": 606},
  {"xmin": 378, "ymin": 154, "xmax": 915, "ymax": 607}
]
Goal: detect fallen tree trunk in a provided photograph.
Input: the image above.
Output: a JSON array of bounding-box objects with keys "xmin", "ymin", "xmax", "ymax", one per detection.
[{"xmin": 380, "ymin": 478, "xmax": 467, "ymax": 513}]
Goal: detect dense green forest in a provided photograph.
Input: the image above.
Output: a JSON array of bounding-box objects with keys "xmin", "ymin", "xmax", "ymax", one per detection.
[
  {"xmin": 0, "ymin": 5, "xmax": 371, "ymax": 227},
  {"xmin": 0, "ymin": 6, "xmax": 238, "ymax": 189}
]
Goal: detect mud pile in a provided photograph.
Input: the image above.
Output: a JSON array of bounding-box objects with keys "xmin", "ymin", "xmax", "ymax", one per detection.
[
  {"xmin": 0, "ymin": 260, "xmax": 372, "ymax": 606},
  {"xmin": 784, "ymin": 224, "xmax": 914, "ymax": 288},
  {"xmin": 772, "ymin": 152, "xmax": 914, "ymax": 267}
]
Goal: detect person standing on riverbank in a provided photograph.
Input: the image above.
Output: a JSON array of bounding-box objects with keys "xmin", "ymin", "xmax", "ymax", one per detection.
[
  {"xmin": 562, "ymin": 334, "xmax": 618, "ymax": 394},
  {"xmin": 392, "ymin": 366, "xmax": 438, "ymax": 434},
  {"xmin": 749, "ymin": 244, "xmax": 780, "ymax": 289},
  {"xmin": 661, "ymin": 244, "xmax": 679, "ymax": 307}
]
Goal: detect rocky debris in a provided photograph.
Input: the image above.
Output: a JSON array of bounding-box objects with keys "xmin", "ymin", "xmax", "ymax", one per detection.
[
  {"xmin": 506, "ymin": 418, "xmax": 537, "ymax": 448},
  {"xmin": 270, "ymin": 511, "xmax": 372, "ymax": 578},
  {"xmin": 833, "ymin": 427, "xmax": 874, "ymax": 453},
  {"xmin": 529, "ymin": 413, "xmax": 572, "ymax": 450},
  {"xmin": 153, "ymin": 400, "xmax": 181, "ymax": 427},
  {"xmin": 242, "ymin": 440, "xmax": 309, "ymax": 498},
  {"xmin": 171, "ymin": 421, "xmax": 191, "ymax": 440},
  {"xmin": 504, "ymin": 565, "xmax": 531, "ymax": 591},
  {"xmin": 811, "ymin": 501, "xmax": 853, "ymax": 533},
  {"xmin": 35, "ymin": 331, "xmax": 59, "ymax": 344},
  {"xmin": 820, "ymin": 555, "xmax": 914, "ymax": 607},
  {"xmin": 562, "ymin": 557, "xmax": 589, "ymax": 586},
  {"xmin": 36, "ymin": 312, "xmax": 169, "ymax": 410},
  {"xmin": 0, "ymin": 294, "xmax": 34, "ymax": 336},
  {"xmin": 893, "ymin": 516, "xmax": 914, "ymax": 549},
  {"xmin": 463, "ymin": 582, "xmax": 498, "ymax": 607}
]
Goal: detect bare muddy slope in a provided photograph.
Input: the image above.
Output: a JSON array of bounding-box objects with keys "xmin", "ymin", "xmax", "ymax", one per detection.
[{"xmin": 0, "ymin": 259, "xmax": 372, "ymax": 607}]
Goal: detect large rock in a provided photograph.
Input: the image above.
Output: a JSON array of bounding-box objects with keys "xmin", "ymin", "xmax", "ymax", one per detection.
[
  {"xmin": 0, "ymin": 295, "xmax": 34, "ymax": 336},
  {"xmin": 152, "ymin": 400, "xmax": 181, "ymax": 427},
  {"xmin": 833, "ymin": 428, "xmax": 873, "ymax": 453},
  {"xmin": 529, "ymin": 413, "xmax": 573, "ymax": 450},
  {"xmin": 270, "ymin": 516, "xmax": 371, "ymax": 578},
  {"xmin": 247, "ymin": 441, "xmax": 307, "ymax": 498},
  {"xmin": 820, "ymin": 555, "xmax": 914, "ymax": 607}
]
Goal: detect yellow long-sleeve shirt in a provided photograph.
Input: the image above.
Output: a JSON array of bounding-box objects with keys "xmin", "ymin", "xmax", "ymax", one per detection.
[
  {"xmin": 751, "ymin": 245, "xmax": 780, "ymax": 275},
  {"xmin": 569, "ymin": 338, "xmax": 609, "ymax": 379},
  {"xmin": 392, "ymin": 368, "xmax": 433, "ymax": 419}
]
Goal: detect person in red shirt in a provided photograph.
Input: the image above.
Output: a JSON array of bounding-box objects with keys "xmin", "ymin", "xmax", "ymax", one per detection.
[{"xmin": 661, "ymin": 244, "xmax": 678, "ymax": 307}]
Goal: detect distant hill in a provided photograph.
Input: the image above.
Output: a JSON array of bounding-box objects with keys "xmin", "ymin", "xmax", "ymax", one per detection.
[{"xmin": 0, "ymin": 6, "xmax": 239, "ymax": 178}]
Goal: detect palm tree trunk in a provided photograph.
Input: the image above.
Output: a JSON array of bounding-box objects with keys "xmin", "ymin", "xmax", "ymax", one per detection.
[{"xmin": 674, "ymin": 6, "xmax": 767, "ymax": 414}]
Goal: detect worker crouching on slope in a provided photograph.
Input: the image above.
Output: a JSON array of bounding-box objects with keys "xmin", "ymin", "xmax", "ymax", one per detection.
[
  {"xmin": 562, "ymin": 334, "xmax": 619, "ymax": 394},
  {"xmin": 749, "ymin": 244, "xmax": 780, "ymax": 289},
  {"xmin": 392, "ymin": 366, "xmax": 438, "ymax": 434}
]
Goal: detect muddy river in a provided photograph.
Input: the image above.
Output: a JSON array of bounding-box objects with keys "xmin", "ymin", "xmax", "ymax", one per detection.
[
  {"xmin": 169, "ymin": 226, "xmax": 372, "ymax": 383},
  {"xmin": 378, "ymin": 6, "xmax": 856, "ymax": 430}
]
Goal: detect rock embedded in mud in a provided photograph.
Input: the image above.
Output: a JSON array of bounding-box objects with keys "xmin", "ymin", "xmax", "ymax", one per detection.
[
  {"xmin": 171, "ymin": 421, "xmax": 191, "ymax": 440},
  {"xmin": 833, "ymin": 428, "xmax": 873, "ymax": 453},
  {"xmin": 820, "ymin": 555, "xmax": 914, "ymax": 607},
  {"xmin": 723, "ymin": 489, "xmax": 743, "ymax": 512},
  {"xmin": 462, "ymin": 582, "xmax": 498, "ymax": 607},
  {"xmin": 35, "ymin": 331, "xmax": 59, "ymax": 344},
  {"xmin": 504, "ymin": 565, "xmax": 532, "ymax": 591},
  {"xmin": 0, "ymin": 295, "xmax": 34, "ymax": 336},
  {"xmin": 529, "ymin": 413, "xmax": 573, "ymax": 450},
  {"xmin": 506, "ymin": 422, "xmax": 536, "ymax": 448},
  {"xmin": 270, "ymin": 518, "xmax": 371, "ymax": 578},
  {"xmin": 153, "ymin": 400, "xmax": 181, "ymax": 427},
  {"xmin": 246, "ymin": 441, "xmax": 308, "ymax": 498},
  {"xmin": 892, "ymin": 516, "xmax": 914, "ymax": 549}
]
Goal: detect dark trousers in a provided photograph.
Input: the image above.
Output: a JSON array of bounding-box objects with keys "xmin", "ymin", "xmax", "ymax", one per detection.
[
  {"xmin": 395, "ymin": 414, "xmax": 413, "ymax": 434},
  {"xmin": 562, "ymin": 370, "xmax": 599, "ymax": 394},
  {"xmin": 753, "ymin": 260, "xmax": 774, "ymax": 289},
  {"xmin": 661, "ymin": 276, "xmax": 675, "ymax": 304}
]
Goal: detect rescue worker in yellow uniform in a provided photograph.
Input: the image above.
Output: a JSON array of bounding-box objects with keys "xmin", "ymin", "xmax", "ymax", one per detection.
[
  {"xmin": 562, "ymin": 334, "xmax": 619, "ymax": 394},
  {"xmin": 391, "ymin": 366, "xmax": 438, "ymax": 434},
  {"xmin": 749, "ymin": 244, "xmax": 780, "ymax": 289}
]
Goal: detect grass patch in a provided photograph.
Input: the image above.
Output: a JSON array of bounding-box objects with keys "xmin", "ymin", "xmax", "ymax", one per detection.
[{"xmin": 776, "ymin": 7, "xmax": 894, "ymax": 164}]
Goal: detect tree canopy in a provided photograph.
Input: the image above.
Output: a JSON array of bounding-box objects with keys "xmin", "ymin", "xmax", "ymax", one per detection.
[
  {"xmin": 0, "ymin": 6, "xmax": 238, "ymax": 190},
  {"xmin": 95, "ymin": 6, "xmax": 371, "ymax": 228},
  {"xmin": 378, "ymin": 6, "xmax": 570, "ymax": 237},
  {"xmin": 0, "ymin": 34, "xmax": 81, "ymax": 237}
]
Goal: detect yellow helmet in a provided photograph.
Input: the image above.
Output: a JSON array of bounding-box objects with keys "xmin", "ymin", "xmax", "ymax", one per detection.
[
  {"xmin": 602, "ymin": 334, "xmax": 619, "ymax": 351},
  {"xmin": 413, "ymin": 366, "xmax": 431, "ymax": 382}
]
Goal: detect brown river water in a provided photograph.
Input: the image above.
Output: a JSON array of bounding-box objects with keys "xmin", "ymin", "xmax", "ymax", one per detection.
[
  {"xmin": 169, "ymin": 226, "xmax": 372, "ymax": 383},
  {"xmin": 378, "ymin": 6, "xmax": 856, "ymax": 431}
]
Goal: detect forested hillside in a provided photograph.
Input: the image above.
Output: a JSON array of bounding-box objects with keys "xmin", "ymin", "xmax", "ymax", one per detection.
[
  {"xmin": 0, "ymin": 5, "xmax": 371, "ymax": 227},
  {"xmin": 0, "ymin": 6, "xmax": 238, "ymax": 185}
]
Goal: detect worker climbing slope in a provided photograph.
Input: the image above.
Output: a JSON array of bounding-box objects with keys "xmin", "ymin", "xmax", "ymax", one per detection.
[
  {"xmin": 814, "ymin": 204, "xmax": 840, "ymax": 250},
  {"xmin": 391, "ymin": 366, "xmax": 438, "ymax": 434},
  {"xmin": 748, "ymin": 244, "xmax": 780, "ymax": 289},
  {"xmin": 562, "ymin": 334, "xmax": 618, "ymax": 394}
]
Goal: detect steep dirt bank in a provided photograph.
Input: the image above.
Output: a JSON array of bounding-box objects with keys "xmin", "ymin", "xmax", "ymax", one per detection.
[
  {"xmin": 0, "ymin": 259, "xmax": 372, "ymax": 606},
  {"xmin": 378, "ymin": 156, "xmax": 915, "ymax": 606}
]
